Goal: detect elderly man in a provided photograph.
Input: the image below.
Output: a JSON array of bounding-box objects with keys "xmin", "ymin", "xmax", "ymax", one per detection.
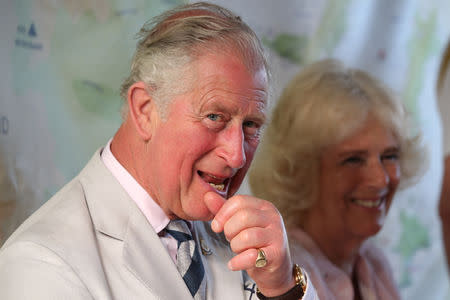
[{"xmin": 0, "ymin": 3, "xmax": 317, "ymax": 299}]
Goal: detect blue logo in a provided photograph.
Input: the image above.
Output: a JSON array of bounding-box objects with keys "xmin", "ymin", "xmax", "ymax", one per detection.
[
  {"xmin": 16, "ymin": 22, "xmax": 42, "ymax": 50},
  {"xmin": 28, "ymin": 23, "xmax": 37, "ymax": 37}
]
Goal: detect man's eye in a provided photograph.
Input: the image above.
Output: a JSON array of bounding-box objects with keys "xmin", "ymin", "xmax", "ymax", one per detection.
[
  {"xmin": 243, "ymin": 120, "xmax": 257, "ymax": 128},
  {"xmin": 207, "ymin": 114, "xmax": 220, "ymax": 121},
  {"xmin": 204, "ymin": 113, "xmax": 226, "ymax": 131},
  {"xmin": 243, "ymin": 120, "xmax": 261, "ymax": 138}
]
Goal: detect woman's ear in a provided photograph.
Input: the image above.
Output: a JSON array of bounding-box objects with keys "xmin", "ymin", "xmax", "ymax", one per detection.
[{"xmin": 127, "ymin": 81, "xmax": 160, "ymax": 141}]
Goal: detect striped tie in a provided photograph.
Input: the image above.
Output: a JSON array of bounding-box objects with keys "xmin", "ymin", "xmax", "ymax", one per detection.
[{"xmin": 166, "ymin": 220, "xmax": 206, "ymax": 300}]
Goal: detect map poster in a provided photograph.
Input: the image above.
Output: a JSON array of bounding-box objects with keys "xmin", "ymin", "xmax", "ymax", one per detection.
[{"xmin": 1, "ymin": 0, "xmax": 450, "ymax": 298}]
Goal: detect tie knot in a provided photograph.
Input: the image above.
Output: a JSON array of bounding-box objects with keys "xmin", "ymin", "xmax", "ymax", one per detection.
[{"xmin": 165, "ymin": 220, "xmax": 193, "ymax": 243}]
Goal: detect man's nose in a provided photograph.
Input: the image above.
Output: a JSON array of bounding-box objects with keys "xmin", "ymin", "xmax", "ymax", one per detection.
[{"xmin": 217, "ymin": 124, "xmax": 246, "ymax": 169}]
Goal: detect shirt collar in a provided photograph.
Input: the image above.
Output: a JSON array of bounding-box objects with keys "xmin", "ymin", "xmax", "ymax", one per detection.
[{"xmin": 101, "ymin": 139, "xmax": 170, "ymax": 234}]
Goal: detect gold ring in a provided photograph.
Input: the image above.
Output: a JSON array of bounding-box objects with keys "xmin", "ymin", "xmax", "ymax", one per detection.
[{"xmin": 255, "ymin": 248, "xmax": 267, "ymax": 268}]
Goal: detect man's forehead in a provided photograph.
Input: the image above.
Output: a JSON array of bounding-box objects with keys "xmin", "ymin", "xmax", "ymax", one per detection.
[
  {"xmin": 195, "ymin": 53, "xmax": 268, "ymax": 89},
  {"xmin": 195, "ymin": 76, "xmax": 267, "ymax": 106}
]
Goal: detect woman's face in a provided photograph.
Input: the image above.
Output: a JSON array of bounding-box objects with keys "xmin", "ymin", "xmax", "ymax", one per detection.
[{"xmin": 312, "ymin": 115, "xmax": 401, "ymax": 240}]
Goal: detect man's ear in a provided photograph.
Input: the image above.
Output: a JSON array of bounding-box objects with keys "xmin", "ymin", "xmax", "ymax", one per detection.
[{"xmin": 127, "ymin": 81, "xmax": 160, "ymax": 141}]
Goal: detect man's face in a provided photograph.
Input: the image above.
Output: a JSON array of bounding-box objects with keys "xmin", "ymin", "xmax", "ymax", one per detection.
[{"xmin": 145, "ymin": 52, "xmax": 268, "ymax": 221}]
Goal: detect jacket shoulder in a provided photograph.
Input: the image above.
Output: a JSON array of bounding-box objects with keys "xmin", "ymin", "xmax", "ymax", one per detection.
[{"xmin": 2, "ymin": 177, "xmax": 92, "ymax": 250}]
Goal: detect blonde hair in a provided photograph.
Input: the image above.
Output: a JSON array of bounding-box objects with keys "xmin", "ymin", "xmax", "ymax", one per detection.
[
  {"xmin": 120, "ymin": 2, "xmax": 269, "ymax": 118},
  {"xmin": 249, "ymin": 59, "xmax": 427, "ymax": 227}
]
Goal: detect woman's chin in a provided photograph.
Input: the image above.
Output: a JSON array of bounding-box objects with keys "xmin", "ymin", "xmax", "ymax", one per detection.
[{"xmin": 356, "ymin": 224, "xmax": 383, "ymax": 240}]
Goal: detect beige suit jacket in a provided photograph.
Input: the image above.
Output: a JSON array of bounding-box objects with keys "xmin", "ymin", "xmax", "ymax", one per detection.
[
  {"xmin": 0, "ymin": 150, "xmax": 318, "ymax": 300},
  {"xmin": 0, "ymin": 150, "xmax": 255, "ymax": 299}
]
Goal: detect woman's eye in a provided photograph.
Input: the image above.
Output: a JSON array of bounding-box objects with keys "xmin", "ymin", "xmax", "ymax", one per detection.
[
  {"xmin": 382, "ymin": 153, "xmax": 399, "ymax": 161},
  {"xmin": 343, "ymin": 156, "xmax": 363, "ymax": 165}
]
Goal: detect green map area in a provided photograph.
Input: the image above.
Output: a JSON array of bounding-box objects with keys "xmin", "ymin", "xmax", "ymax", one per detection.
[
  {"xmin": 403, "ymin": 10, "xmax": 439, "ymax": 121},
  {"xmin": 263, "ymin": 0, "xmax": 350, "ymax": 64},
  {"xmin": 395, "ymin": 211, "xmax": 430, "ymax": 287},
  {"xmin": 12, "ymin": 0, "xmax": 185, "ymax": 191}
]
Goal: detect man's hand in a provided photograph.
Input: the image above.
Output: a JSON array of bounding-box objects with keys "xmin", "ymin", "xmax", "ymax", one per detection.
[{"xmin": 204, "ymin": 192, "xmax": 296, "ymax": 297}]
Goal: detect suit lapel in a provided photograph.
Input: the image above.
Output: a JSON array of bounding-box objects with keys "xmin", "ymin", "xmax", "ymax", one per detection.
[
  {"xmin": 123, "ymin": 208, "xmax": 193, "ymax": 300},
  {"xmin": 81, "ymin": 149, "xmax": 192, "ymax": 300}
]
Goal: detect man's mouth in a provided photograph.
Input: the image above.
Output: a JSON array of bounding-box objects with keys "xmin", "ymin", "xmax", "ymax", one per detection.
[
  {"xmin": 209, "ymin": 182, "xmax": 225, "ymax": 191},
  {"xmin": 198, "ymin": 171, "xmax": 229, "ymax": 192}
]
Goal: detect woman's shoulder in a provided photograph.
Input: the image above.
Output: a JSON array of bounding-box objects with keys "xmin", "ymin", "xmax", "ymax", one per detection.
[
  {"xmin": 358, "ymin": 241, "xmax": 401, "ymax": 299},
  {"xmin": 288, "ymin": 228, "xmax": 319, "ymax": 263},
  {"xmin": 288, "ymin": 227, "xmax": 355, "ymax": 300},
  {"xmin": 359, "ymin": 241, "xmax": 394, "ymax": 274}
]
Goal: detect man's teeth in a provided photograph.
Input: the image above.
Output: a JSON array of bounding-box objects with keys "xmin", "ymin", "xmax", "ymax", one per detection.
[
  {"xmin": 209, "ymin": 182, "xmax": 225, "ymax": 191},
  {"xmin": 352, "ymin": 198, "xmax": 383, "ymax": 208}
]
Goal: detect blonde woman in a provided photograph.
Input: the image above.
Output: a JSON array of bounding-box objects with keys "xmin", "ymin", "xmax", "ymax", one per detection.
[{"xmin": 250, "ymin": 59, "xmax": 426, "ymax": 300}]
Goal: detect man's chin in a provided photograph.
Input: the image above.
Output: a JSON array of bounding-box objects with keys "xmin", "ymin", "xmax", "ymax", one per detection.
[
  {"xmin": 182, "ymin": 208, "xmax": 215, "ymax": 222},
  {"xmin": 196, "ymin": 211, "xmax": 216, "ymax": 222}
]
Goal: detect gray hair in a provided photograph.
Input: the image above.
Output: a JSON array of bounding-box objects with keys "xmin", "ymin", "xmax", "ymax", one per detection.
[
  {"xmin": 249, "ymin": 59, "xmax": 427, "ymax": 227},
  {"xmin": 120, "ymin": 2, "xmax": 269, "ymax": 118}
]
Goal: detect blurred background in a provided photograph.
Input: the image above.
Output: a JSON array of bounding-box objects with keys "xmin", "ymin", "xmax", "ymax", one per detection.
[{"xmin": 1, "ymin": 0, "xmax": 449, "ymax": 298}]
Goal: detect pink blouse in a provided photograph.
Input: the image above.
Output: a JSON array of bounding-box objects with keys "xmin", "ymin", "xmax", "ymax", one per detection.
[{"xmin": 289, "ymin": 227, "xmax": 401, "ymax": 300}]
